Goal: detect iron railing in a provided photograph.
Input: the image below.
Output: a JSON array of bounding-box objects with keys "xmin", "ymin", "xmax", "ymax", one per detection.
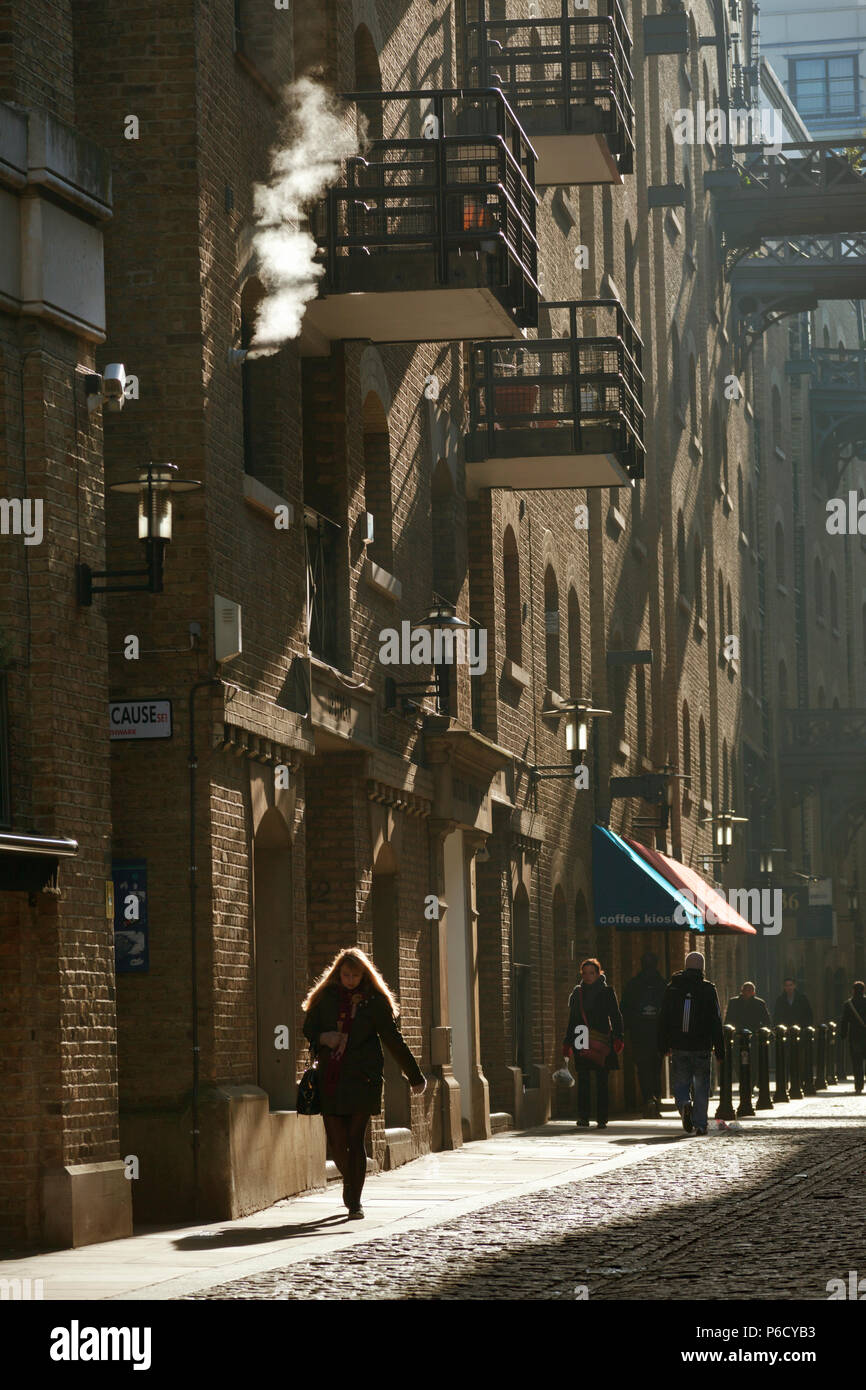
[
  {"xmin": 465, "ymin": 0, "xmax": 635, "ymax": 173},
  {"xmin": 465, "ymin": 298, "xmax": 644, "ymax": 478},
  {"xmin": 308, "ymin": 88, "xmax": 539, "ymax": 328}
]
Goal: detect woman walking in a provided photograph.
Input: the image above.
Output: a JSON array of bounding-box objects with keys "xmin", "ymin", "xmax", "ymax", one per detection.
[
  {"xmin": 302, "ymin": 947, "xmax": 426, "ymax": 1219},
  {"xmin": 561, "ymin": 957, "xmax": 624, "ymax": 1129}
]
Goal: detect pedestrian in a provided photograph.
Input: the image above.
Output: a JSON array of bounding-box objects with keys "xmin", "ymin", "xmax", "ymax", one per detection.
[
  {"xmin": 562, "ymin": 957, "xmax": 624, "ymax": 1129},
  {"xmin": 657, "ymin": 950, "xmax": 724, "ymax": 1136},
  {"xmin": 838, "ymin": 981, "xmax": 866, "ymax": 1094},
  {"xmin": 301, "ymin": 947, "xmax": 426, "ymax": 1219},
  {"xmin": 772, "ymin": 976, "xmax": 813, "ymax": 1029},
  {"xmin": 725, "ymin": 981, "xmax": 771, "ymax": 1094},
  {"xmin": 621, "ymin": 950, "xmax": 667, "ymax": 1117}
]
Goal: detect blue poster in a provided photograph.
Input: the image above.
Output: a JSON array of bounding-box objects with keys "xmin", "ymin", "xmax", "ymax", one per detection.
[{"xmin": 113, "ymin": 860, "xmax": 149, "ymax": 973}]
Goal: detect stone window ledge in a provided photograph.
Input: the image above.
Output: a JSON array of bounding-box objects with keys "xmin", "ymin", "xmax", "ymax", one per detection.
[
  {"xmin": 502, "ymin": 658, "xmax": 531, "ymax": 689},
  {"xmin": 243, "ymin": 473, "xmax": 293, "ymax": 524},
  {"xmin": 364, "ymin": 557, "xmax": 402, "ymax": 603}
]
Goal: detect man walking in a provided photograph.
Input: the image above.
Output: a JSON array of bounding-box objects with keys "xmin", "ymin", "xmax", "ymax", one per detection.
[
  {"xmin": 773, "ymin": 977, "xmax": 813, "ymax": 1029},
  {"xmin": 725, "ymin": 982, "xmax": 771, "ymax": 1095},
  {"xmin": 839, "ymin": 981, "xmax": 866, "ymax": 1094},
  {"xmin": 657, "ymin": 950, "xmax": 724, "ymax": 1136},
  {"xmin": 621, "ymin": 951, "xmax": 667, "ymax": 1117}
]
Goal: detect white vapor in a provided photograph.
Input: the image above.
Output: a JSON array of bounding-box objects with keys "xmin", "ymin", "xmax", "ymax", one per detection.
[{"xmin": 247, "ymin": 78, "xmax": 362, "ymax": 357}]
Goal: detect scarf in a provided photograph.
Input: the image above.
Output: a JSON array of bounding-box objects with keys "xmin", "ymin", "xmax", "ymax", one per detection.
[{"xmin": 323, "ymin": 985, "xmax": 365, "ymax": 1095}]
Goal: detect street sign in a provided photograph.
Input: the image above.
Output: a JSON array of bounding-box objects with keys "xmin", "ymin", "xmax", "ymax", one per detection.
[{"xmin": 109, "ymin": 699, "xmax": 172, "ymax": 741}]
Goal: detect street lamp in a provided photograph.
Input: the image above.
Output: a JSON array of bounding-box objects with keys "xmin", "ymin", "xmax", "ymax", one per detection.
[
  {"xmin": 383, "ymin": 598, "xmax": 471, "ymax": 717},
  {"xmin": 533, "ymin": 699, "xmax": 611, "ymax": 780},
  {"xmin": 77, "ymin": 463, "xmax": 201, "ymax": 606},
  {"xmin": 700, "ymin": 808, "xmax": 749, "ymax": 865}
]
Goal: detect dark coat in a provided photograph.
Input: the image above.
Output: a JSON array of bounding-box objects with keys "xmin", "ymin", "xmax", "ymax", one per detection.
[
  {"xmin": 724, "ymin": 994, "xmax": 771, "ymax": 1034},
  {"xmin": 839, "ymin": 997, "xmax": 866, "ymax": 1053},
  {"xmin": 563, "ymin": 974, "xmax": 624, "ymax": 1070},
  {"xmin": 621, "ymin": 968, "xmax": 667, "ymax": 1046},
  {"xmin": 303, "ymin": 983, "xmax": 424, "ymax": 1116},
  {"xmin": 772, "ymin": 991, "xmax": 813, "ymax": 1028},
  {"xmin": 657, "ymin": 968, "xmax": 724, "ymax": 1059}
]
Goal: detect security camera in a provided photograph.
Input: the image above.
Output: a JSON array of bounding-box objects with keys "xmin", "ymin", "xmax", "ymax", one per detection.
[{"xmin": 102, "ymin": 363, "xmax": 127, "ymax": 411}]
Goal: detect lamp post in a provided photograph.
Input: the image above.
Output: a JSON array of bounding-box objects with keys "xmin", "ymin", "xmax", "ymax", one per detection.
[
  {"xmin": 77, "ymin": 462, "xmax": 201, "ymax": 605},
  {"xmin": 383, "ymin": 599, "xmax": 472, "ymax": 717}
]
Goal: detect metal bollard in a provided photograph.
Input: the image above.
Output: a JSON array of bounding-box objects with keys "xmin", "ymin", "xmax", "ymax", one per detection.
[
  {"xmin": 737, "ymin": 1028, "xmax": 756, "ymax": 1117},
  {"xmin": 774, "ymin": 1024, "xmax": 789, "ymax": 1102},
  {"xmin": 828, "ymin": 1021, "xmax": 840, "ymax": 1085},
  {"xmin": 802, "ymin": 1025, "xmax": 816, "ymax": 1095},
  {"xmin": 815, "ymin": 1023, "xmax": 827, "ymax": 1090},
  {"xmin": 788, "ymin": 1024, "xmax": 803, "ymax": 1099},
  {"xmin": 715, "ymin": 1023, "xmax": 736, "ymax": 1121},
  {"xmin": 756, "ymin": 1026, "xmax": 774, "ymax": 1109}
]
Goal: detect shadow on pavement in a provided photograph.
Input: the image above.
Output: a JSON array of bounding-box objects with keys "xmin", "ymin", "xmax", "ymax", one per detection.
[{"xmin": 174, "ymin": 1213, "xmax": 348, "ymax": 1250}]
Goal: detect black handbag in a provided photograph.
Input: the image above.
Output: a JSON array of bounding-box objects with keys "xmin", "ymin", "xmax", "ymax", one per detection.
[{"xmin": 296, "ymin": 1047, "xmax": 321, "ymax": 1115}]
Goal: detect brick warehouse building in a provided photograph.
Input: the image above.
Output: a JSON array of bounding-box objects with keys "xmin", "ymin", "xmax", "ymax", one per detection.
[{"xmin": 1, "ymin": 0, "xmax": 865, "ymax": 1248}]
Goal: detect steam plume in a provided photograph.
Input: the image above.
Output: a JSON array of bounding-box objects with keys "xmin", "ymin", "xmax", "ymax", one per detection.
[{"xmin": 247, "ymin": 78, "xmax": 361, "ymax": 357}]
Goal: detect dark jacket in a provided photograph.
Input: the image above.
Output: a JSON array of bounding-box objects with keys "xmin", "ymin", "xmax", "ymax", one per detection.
[
  {"xmin": 303, "ymin": 982, "xmax": 424, "ymax": 1116},
  {"xmin": 621, "ymin": 968, "xmax": 667, "ymax": 1043},
  {"xmin": 839, "ymin": 996, "xmax": 866, "ymax": 1052},
  {"xmin": 563, "ymin": 973, "xmax": 624, "ymax": 1069},
  {"xmin": 724, "ymin": 993, "xmax": 771, "ymax": 1033},
  {"xmin": 657, "ymin": 968, "xmax": 724, "ymax": 1059},
  {"xmin": 772, "ymin": 991, "xmax": 813, "ymax": 1028}
]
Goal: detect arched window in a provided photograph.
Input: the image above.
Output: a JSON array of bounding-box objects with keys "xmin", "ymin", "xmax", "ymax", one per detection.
[
  {"xmin": 682, "ymin": 701, "xmax": 692, "ymax": 789},
  {"xmin": 503, "ymin": 526, "xmax": 522, "ymax": 665},
  {"xmin": 671, "ymin": 324, "xmax": 683, "ymax": 419},
  {"xmin": 698, "ymin": 716, "xmax": 708, "ymax": 803},
  {"xmin": 693, "ymin": 535, "xmax": 703, "ymax": 619},
  {"xmin": 772, "ymin": 385, "xmax": 783, "ymax": 453},
  {"xmin": 829, "ymin": 569, "xmax": 839, "ymax": 631},
  {"xmin": 544, "ymin": 565, "xmax": 561, "ymax": 691},
  {"xmin": 711, "ymin": 403, "xmax": 727, "ymax": 496},
  {"xmin": 775, "ymin": 520, "xmax": 785, "ymax": 586},
  {"xmin": 688, "ymin": 354, "xmax": 698, "ymax": 438},
  {"xmin": 363, "ymin": 391, "xmax": 393, "ymax": 572},
  {"xmin": 567, "ymin": 586, "xmax": 582, "ymax": 697},
  {"xmin": 814, "ymin": 557, "xmax": 824, "ymax": 620},
  {"xmin": 636, "ymin": 666, "xmax": 648, "ymax": 759},
  {"xmin": 677, "ymin": 511, "xmax": 687, "ymax": 593},
  {"xmin": 431, "ymin": 458, "xmax": 458, "ymax": 605}
]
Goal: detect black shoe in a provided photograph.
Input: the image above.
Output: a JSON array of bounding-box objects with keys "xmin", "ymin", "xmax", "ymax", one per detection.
[
  {"xmin": 596, "ymin": 1121, "xmax": 608, "ymax": 1129},
  {"xmin": 694, "ymin": 1126, "xmax": 707, "ymax": 1135},
  {"xmin": 682, "ymin": 1102, "xmax": 693, "ymax": 1134},
  {"xmin": 575, "ymin": 1118, "xmax": 591, "ymax": 1128},
  {"xmin": 347, "ymin": 1206, "xmax": 364, "ymax": 1220}
]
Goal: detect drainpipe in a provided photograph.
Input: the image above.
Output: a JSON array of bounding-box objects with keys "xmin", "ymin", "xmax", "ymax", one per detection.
[{"xmin": 189, "ymin": 674, "xmax": 222, "ymax": 1220}]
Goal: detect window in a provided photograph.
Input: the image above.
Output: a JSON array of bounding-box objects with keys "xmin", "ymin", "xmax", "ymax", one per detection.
[
  {"xmin": 241, "ymin": 278, "xmax": 282, "ymax": 490},
  {"xmin": 544, "ymin": 566, "xmax": 561, "ymax": 691},
  {"xmin": 624, "ymin": 222, "xmax": 637, "ymax": 322},
  {"xmin": 698, "ymin": 716, "xmax": 708, "ymax": 803},
  {"xmin": 726, "ymin": 584, "xmax": 734, "ymax": 641},
  {"xmin": 0, "ymin": 672, "xmax": 9, "ymax": 827},
  {"xmin": 503, "ymin": 526, "xmax": 522, "ymax": 665},
  {"xmin": 682, "ymin": 702, "xmax": 692, "ymax": 790},
  {"xmin": 677, "ymin": 511, "xmax": 687, "ymax": 594},
  {"xmin": 363, "ymin": 392, "xmax": 393, "ymax": 572},
  {"xmin": 718, "ymin": 570, "xmax": 725, "ymax": 648},
  {"xmin": 775, "ymin": 521, "xmax": 786, "ymax": 586},
  {"xmin": 722, "ymin": 739, "xmax": 729, "ymax": 810},
  {"xmin": 789, "ymin": 55, "xmax": 858, "ymax": 120},
  {"xmin": 671, "ymin": 324, "xmax": 683, "ymax": 420},
  {"xmin": 693, "ymin": 535, "xmax": 703, "ymax": 620},
  {"xmin": 712, "ymin": 403, "xmax": 727, "ymax": 496},
  {"xmin": 431, "ymin": 459, "xmax": 458, "ymax": 605},
  {"xmin": 567, "ymin": 587, "xmax": 582, "ymax": 697},
  {"xmin": 688, "ymin": 354, "xmax": 698, "ymax": 439},
  {"xmin": 830, "ymin": 570, "xmax": 839, "ymax": 632},
  {"xmin": 748, "ymin": 483, "xmax": 755, "ymax": 545}
]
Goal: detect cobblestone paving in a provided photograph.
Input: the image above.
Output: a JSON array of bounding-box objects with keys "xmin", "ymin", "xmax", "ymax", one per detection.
[{"xmin": 186, "ymin": 1099, "xmax": 866, "ymax": 1301}]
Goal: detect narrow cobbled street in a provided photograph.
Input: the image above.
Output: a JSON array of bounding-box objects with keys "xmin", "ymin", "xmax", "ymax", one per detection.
[{"xmin": 185, "ymin": 1090, "xmax": 866, "ymax": 1302}]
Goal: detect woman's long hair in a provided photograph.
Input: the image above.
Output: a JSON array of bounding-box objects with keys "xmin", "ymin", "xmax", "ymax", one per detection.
[{"xmin": 301, "ymin": 946, "xmax": 400, "ymax": 1016}]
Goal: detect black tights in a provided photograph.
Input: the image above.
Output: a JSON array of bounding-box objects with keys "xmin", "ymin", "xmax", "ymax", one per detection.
[{"xmin": 323, "ymin": 1113, "xmax": 371, "ymax": 1210}]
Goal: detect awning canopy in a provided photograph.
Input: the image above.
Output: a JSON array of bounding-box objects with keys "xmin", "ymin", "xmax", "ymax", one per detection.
[
  {"xmin": 592, "ymin": 824, "xmax": 706, "ymax": 932},
  {"xmin": 624, "ymin": 836, "xmax": 757, "ymax": 936}
]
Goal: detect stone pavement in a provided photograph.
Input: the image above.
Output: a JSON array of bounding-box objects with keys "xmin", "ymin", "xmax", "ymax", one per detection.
[{"xmin": 1, "ymin": 1086, "xmax": 861, "ymax": 1301}]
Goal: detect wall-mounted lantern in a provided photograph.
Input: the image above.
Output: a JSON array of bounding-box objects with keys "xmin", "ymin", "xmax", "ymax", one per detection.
[
  {"xmin": 77, "ymin": 463, "xmax": 201, "ymax": 606},
  {"xmin": 532, "ymin": 699, "xmax": 611, "ymax": 781}
]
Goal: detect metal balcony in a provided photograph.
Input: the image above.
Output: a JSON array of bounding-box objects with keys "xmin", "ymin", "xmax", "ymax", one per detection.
[
  {"xmin": 465, "ymin": 0, "xmax": 634, "ymax": 185},
  {"xmin": 730, "ymin": 235, "xmax": 866, "ymax": 350},
  {"xmin": 303, "ymin": 88, "xmax": 539, "ymax": 348},
  {"xmin": 808, "ymin": 348, "xmax": 866, "ymax": 479},
  {"xmin": 464, "ymin": 299, "xmax": 644, "ymax": 496},
  {"xmin": 705, "ymin": 141, "xmax": 866, "ymax": 249}
]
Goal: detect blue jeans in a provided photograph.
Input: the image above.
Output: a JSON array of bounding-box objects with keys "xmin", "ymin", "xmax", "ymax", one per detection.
[{"xmin": 671, "ymin": 1050, "xmax": 711, "ymax": 1130}]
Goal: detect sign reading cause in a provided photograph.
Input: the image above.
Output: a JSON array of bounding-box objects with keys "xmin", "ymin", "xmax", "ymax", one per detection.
[{"xmin": 109, "ymin": 699, "xmax": 172, "ymax": 741}]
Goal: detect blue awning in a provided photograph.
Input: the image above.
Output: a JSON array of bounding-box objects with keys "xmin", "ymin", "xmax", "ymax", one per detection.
[{"xmin": 592, "ymin": 824, "xmax": 706, "ymax": 933}]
